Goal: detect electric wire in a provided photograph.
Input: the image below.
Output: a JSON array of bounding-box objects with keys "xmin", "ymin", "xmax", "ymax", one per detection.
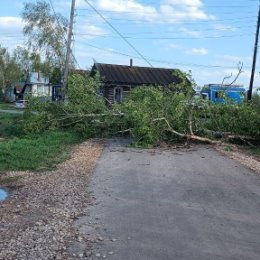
[
  {"xmin": 48, "ymin": 0, "xmax": 81, "ymax": 69},
  {"xmin": 74, "ymin": 33, "xmax": 253, "ymax": 40},
  {"xmin": 84, "ymin": 0, "xmax": 153, "ymax": 67},
  {"xmin": 76, "ymin": 40, "xmax": 255, "ymax": 70}
]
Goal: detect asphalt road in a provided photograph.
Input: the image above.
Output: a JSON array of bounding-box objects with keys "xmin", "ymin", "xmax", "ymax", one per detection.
[{"xmin": 76, "ymin": 138, "xmax": 260, "ymax": 260}]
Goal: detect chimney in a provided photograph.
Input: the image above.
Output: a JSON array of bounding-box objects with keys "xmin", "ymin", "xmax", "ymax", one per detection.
[{"xmin": 130, "ymin": 58, "xmax": 133, "ymax": 67}]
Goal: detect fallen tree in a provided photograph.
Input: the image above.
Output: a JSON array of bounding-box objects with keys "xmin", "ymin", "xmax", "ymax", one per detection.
[{"xmin": 23, "ymin": 74, "xmax": 260, "ymax": 147}]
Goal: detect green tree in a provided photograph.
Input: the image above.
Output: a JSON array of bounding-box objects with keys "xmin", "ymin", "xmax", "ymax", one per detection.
[
  {"xmin": 167, "ymin": 70, "xmax": 195, "ymax": 96},
  {"xmin": 0, "ymin": 45, "xmax": 21, "ymax": 99},
  {"xmin": 13, "ymin": 46, "xmax": 58, "ymax": 80},
  {"xmin": 22, "ymin": 1, "xmax": 69, "ymax": 76}
]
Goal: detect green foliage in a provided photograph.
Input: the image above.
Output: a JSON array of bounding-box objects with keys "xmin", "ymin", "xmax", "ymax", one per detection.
[
  {"xmin": 0, "ymin": 130, "xmax": 80, "ymax": 172},
  {"xmin": 23, "ymin": 73, "xmax": 260, "ymax": 147},
  {"xmin": 200, "ymin": 102, "xmax": 260, "ymax": 139},
  {"xmin": 24, "ymin": 74, "xmax": 108, "ymax": 137},
  {"xmin": 167, "ymin": 70, "xmax": 195, "ymax": 96},
  {"xmin": 22, "ymin": 1, "xmax": 69, "ymax": 72},
  {"xmin": 115, "ymin": 87, "xmax": 260, "ymax": 146},
  {"xmin": 0, "ymin": 112, "xmax": 24, "ymax": 138},
  {"xmin": 66, "ymin": 74, "xmax": 106, "ymax": 114},
  {"xmin": 0, "ymin": 45, "xmax": 21, "ymax": 95},
  {"xmin": 119, "ymin": 87, "xmax": 190, "ymax": 146},
  {"xmin": 252, "ymin": 92, "xmax": 260, "ymax": 113},
  {"xmin": 13, "ymin": 46, "xmax": 56, "ymax": 79}
]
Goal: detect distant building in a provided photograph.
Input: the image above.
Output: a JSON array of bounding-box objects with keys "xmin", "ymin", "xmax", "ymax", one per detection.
[{"xmin": 13, "ymin": 72, "xmax": 52, "ymax": 101}]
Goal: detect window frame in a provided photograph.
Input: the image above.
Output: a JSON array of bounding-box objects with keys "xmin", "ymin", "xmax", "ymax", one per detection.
[{"xmin": 114, "ymin": 86, "xmax": 123, "ymax": 103}]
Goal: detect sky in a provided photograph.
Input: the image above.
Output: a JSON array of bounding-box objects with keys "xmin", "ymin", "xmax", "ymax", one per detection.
[{"xmin": 0, "ymin": 0, "xmax": 260, "ymax": 90}]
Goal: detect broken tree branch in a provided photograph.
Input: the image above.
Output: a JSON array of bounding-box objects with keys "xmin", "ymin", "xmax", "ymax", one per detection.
[
  {"xmin": 226, "ymin": 62, "xmax": 244, "ymax": 86},
  {"xmin": 221, "ymin": 61, "xmax": 244, "ymax": 87},
  {"xmin": 153, "ymin": 117, "xmax": 220, "ymax": 144},
  {"xmin": 188, "ymin": 108, "xmax": 194, "ymax": 136},
  {"xmin": 221, "ymin": 73, "xmax": 233, "ymax": 86}
]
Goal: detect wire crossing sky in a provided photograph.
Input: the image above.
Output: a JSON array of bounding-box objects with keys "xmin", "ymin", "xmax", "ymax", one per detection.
[{"xmin": 0, "ymin": 0, "xmax": 260, "ymax": 89}]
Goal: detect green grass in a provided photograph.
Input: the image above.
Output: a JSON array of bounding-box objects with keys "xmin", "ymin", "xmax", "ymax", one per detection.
[
  {"xmin": 0, "ymin": 112, "xmax": 24, "ymax": 137},
  {"xmin": 0, "ymin": 111, "xmax": 82, "ymax": 174},
  {"xmin": 0, "ymin": 102, "xmax": 16, "ymax": 110},
  {"xmin": 249, "ymin": 147, "xmax": 260, "ymax": 156},
  {"xmin": 0, "ymin": 130, "xmax": 81, "ymax": 172}
]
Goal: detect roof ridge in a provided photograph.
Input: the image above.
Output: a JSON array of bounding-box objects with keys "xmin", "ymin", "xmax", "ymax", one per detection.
[{"xmin": 95, "ymin": 62, "xmax": 177, "ymax": 70}]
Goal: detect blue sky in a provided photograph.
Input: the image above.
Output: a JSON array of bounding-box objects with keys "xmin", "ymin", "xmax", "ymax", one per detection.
[{"xmin": 0, "ymin": 0, "xmax": 260, "ymax": 90}]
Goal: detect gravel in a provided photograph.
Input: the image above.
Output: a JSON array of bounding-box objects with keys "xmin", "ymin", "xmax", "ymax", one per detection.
[
  {"xmin": 0, "ymin": 140, "xmax": 104, "ymax": 260},
  {"xmin": 216, "ymin": 144, "xmax": 260, "ymax": 174}
]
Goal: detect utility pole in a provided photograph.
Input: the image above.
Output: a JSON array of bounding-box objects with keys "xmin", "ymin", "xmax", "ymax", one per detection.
[
  {"xmin": 63, "ymin": 0, "xmax": 76, "ymax": 89},
  {"xmin": 248, "ymin": 3, "xmax": 260, "ymax": 101}
]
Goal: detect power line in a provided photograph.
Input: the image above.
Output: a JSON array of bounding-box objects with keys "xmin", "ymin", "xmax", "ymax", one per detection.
[
  {"xmin": 76, "ymin": 10, "xmax": 257, "ymax": 24},
  {"xmin": 108, "ymin": 25, "xmax": 255, "ymax": 35},
  {"xmin": 77, "ymin": 13, "xmax": 257, "ymax": 23},
  {"xmin": 75, "ymin": 32, "xmax": 253, "ymax": 40},
  {"xmin": 48, "ymin": 0, "xmax": 81, "ymax": 69},
  {"xmin": 132, "ymin": 0, "xmax": 259, "ymax": 6},
  {"xmin": 77, "ymin": 6, "xmax": 257, "ymax": 14},
  {"xmin": 83, "ymin": 0, "xmax": 153, "ymax": 67},
  {"xmin": 77, "ymin": 41, "xmax": 255, "ymax": 70},
  {"xmin": 63, "ymin": 0, "xmax": 76, "ymax": 86}
]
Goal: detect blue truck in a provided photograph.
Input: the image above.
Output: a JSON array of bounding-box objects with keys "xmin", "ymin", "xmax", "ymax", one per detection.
[{"xmin": 201, "ymin": 84, "xmax": 246, "ymax": 104}]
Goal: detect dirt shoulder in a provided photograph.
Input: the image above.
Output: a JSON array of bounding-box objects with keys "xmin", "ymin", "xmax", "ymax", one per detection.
[
  {"xmin": 216, "ymin": 144, "xmax": 260, "ymax": 174},
  {"xmin": 0, "ymin": 140, "xmax": 104, "ymax": 260}
]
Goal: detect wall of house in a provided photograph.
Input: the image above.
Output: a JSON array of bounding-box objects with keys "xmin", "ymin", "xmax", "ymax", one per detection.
[
  {"xmin": 31, "ymin": 84, "xmax": 52, "ymax": 97},
  {"xmin": 105, "ymin": 85, "xmax": 132, "ymax": 104}
]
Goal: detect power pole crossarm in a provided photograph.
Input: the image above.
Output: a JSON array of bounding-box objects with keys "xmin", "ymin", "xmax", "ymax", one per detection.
[
  {"xmin": 63, "ymin": 0, "xmax": 76, "ymax": 89},
  {"xmin": 248, "ymin": 3, "xmax": 260, "ymax": 101}
]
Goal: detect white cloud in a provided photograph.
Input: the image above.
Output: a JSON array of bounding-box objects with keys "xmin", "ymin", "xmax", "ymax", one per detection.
[
  {"xmin": 162, "ymin": 0, "xmax": 203, "ymax": 7},
  {"xmin": 76, "ymin": 24, "xmax": 108, "ymax": 39},
  {"xmin": 186, "ymin": 48, "xmax": 208, "ymax": 56},
  {"xmin": 96, "ymin": 0, "xmax": 158, "ymax": 22},
  {"xmin": 72, "ymin": 0, "xmax": 213, "ymax": 24},
  {"xmin": 159, "ymin": 0, "xmax": 214, "ymax": 23},
  {"xmin": 0, "ymin": 17, "xmax": 24, "ymax": 49},
  {"xmin": 0, "ymin": 16, "xmax": 23, "ymax": 32}
]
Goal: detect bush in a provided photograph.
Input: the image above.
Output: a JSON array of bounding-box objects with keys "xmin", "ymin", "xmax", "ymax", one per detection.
[{"xmin": 24, "ymin": 74, "xmax": 108, "ymax": 137}]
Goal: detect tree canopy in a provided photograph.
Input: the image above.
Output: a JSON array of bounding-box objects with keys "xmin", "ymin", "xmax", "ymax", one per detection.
[
  {"xmin": 22, "ymin": 1, "xmax": 68, "ymax": 71},
  {"xmin": 0, "ymin": 45, "xmax": 21, "ymax": 95}
]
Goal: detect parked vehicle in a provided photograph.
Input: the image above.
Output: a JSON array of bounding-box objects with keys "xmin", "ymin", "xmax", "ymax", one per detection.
[
  {"xmin": 201, "ymin": 84, "xmax": 246, "ymax": 104},
  {"xmin": 15, "ymin": 100, "xmax": 27, "ymax": 109}
]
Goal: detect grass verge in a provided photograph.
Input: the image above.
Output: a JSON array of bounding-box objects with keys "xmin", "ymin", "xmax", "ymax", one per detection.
[
  {"xmin": 0, "ymin": 112, "xmax": 24, "ymax": 138},
  {"xmin": 0, "ymin": 102, "xmax": 16, "ymax": 110},
  {"xmin": 247, "ymin": 146, "xmax": 260, "ymax": 157},
  {"xmin": 0, "ymin": 130, "xmax": 81, "ymax": 173}
]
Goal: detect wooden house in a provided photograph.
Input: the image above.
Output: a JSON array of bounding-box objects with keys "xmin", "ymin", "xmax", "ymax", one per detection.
[{"xmin": 91, "ymin": 60, "xmax": 182, "ymax": 104}]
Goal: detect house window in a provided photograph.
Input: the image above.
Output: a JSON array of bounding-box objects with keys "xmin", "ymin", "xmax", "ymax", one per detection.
[
  {"xmin": 114, "ymin": 87, "xmax": 123, "ymax": 103},
  {"xmin": 99, "ymin": 86, "xmax": 105, "ymax": 96}
]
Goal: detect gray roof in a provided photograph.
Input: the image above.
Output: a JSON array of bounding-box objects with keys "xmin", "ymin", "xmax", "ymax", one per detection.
[{"xmin": 92, "ymin": 63, "xmax": 180, "ymax": 86}]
